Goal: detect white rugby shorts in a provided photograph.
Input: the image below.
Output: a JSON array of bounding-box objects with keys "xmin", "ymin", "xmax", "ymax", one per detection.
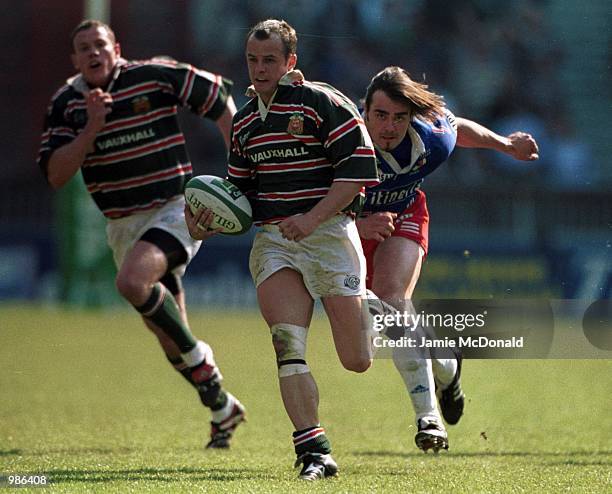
[
  {"xmin": 106, "ymin": 196, "xmax": 201, "ymax": 276},
  {"xmin": 249, "ymin": 214, "xmax": 366, "ymax": 298}
]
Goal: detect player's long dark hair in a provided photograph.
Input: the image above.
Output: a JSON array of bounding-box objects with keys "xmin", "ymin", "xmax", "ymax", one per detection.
[{"xmin": 364, "ymin": 66, "xmax": 446, "ymax": 123}]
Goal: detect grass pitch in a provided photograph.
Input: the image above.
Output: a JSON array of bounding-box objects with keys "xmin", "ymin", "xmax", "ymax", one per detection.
[{"xmin": 1, "ymin": 305, "xmax": 610, "ymax": 493}]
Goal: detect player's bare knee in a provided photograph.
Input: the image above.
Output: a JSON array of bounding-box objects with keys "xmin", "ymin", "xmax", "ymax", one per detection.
[
  {"xmin": 371, "ymin": 286, "xmax": 404, "ymax": 306},
  {"xmin": 115, "ymin": 272, "xmax": 135, "ymax": 297},
  {"xmin": 115, "ymin": 272, "xmax": 147, "ymax": 303},
  {"xmin": 340, "ymin": 355, "xmax": 372, "ymax": 373}
]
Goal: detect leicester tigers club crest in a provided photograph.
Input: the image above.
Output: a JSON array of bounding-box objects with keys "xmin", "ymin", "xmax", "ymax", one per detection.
[
  {"xmin": 287, "ymin": 112, "xmax": 304, "ymax": 135},
  {"xmin": 132, "ymin": 96, "xmax": 151, "ymax": 114}
]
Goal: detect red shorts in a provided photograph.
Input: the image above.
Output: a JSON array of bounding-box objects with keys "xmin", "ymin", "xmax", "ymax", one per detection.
[{"xmin": 361, "ymin": 190, "xmax": 429, "ymax": 289}]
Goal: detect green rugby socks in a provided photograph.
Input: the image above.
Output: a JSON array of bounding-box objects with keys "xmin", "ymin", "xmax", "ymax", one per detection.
[
  {"xmin": 293, "ymin": 426, "xmax": 332, "ymax": 456},
  {"xmin": 136, "ymin": 282, "xmax": 197, "ymax": 352}
]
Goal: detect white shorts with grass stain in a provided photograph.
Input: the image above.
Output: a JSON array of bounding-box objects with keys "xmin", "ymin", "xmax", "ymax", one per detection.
[{"xmin": 249, "ymin": 215, "xmax": 366, "ymax": 299}]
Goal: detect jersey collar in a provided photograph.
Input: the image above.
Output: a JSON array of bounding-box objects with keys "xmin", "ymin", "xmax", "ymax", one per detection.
[
  {"xmin": 245, "ymin": 70, "xmax": 305, "ymax": 121},
  {"xmin": 67, "ymin": 57, "xmax": 127, "ymax": 94},
  {"xmin": 375, "ymin": 120, "xmax": 426, "ymax": 174},
  {"xmin": 245, "ymin": 69, "xmax": 304, "ymax": 98}
]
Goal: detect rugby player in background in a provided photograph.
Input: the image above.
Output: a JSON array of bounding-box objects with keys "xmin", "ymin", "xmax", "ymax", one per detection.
[
  {"xmin": 359, "ymin": 66, "xmax": 539, "ymax": 452},
  {"xmin": 37, "ymin": 19, "xmax": 245, "ymax": 449}
]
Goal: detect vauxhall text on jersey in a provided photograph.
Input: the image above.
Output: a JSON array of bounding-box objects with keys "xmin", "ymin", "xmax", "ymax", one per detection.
[
  {"xmin": 38, "ymin": 58, "xmax": 232, "ymax": 218},
  {"xmin": 227, "ymin": 70, "xmax": 379, "ymax": 225}
]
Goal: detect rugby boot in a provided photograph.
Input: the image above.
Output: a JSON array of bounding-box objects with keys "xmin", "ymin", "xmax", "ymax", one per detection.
[
  {"xmin": 206, "ymin": 400, "xmax": 246, "ymax": 449},
  {"xmin": 294, "ymin": 452, "xmax": 338, "ymax": 480},
  {"xmin": 414, "ymin": 417, "xmax": 449, "ymax": 453},
  {"xmin": 438, "ymin": 349, "xmax": 465, "ymax": 425}
]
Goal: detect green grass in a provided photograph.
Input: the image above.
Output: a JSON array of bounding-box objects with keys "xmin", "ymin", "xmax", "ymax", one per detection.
[{"xmin": 1, "ymin": 305, "xmax": 611, "ymax": 493}]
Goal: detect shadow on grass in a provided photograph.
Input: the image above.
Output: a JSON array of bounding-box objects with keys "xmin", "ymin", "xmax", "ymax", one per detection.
[
  {"xmin": 25, "ymin": 447, "xmax": 140, "ymax": 457},
  {"xmin": 0, "ymin": 449, "xmax": 22, "ymax": 456},
  {"xmin": 353, "ymin": 450, "xmax": 612, "ymax": 460},
  {"xmin": 23, "ymin": 446, "xmax": 197, "ymax": 457},
  {"xmin": 544, "ymin": 460, "xmax": 612, "ymax": 467},
  {"xmin": 46, "ymin": 467, "xmax": 271, "ymax": 484}
]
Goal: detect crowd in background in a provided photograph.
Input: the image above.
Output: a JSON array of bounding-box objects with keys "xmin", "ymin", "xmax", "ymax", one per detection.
[
  {"xmin": 2, "ymin": 0, "xmax": 607, "ymax": 214},
  {"xmin": 0, "ymin": 0, "xmax": 607, "ymax": 303},
  {"xmin": 175, "ymin": 0, "xmax": 596, "ymax": 190}
]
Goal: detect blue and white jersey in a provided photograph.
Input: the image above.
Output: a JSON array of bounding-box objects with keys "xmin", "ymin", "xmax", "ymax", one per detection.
[{"xmin": 363, "ymin": 109, "xmax": 457, "ymax": 214}]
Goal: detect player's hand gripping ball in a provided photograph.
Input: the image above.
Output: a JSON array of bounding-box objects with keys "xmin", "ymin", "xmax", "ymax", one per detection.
[{"xmin": 184, "ymin": 175, "xmax": 252, "ymax": 235}]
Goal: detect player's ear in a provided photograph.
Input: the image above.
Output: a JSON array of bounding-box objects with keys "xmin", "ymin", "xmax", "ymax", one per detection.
[
  {"xmin": 114, "ymin": 42, "xmax": 121, "ymax": 58},
  {"xmin": 288, "ymin": 53, "xmax": 297, "ymax": 71},
  {"xmin": 70, "ymin": 53, "xmax": 78, "ymax": 70}
]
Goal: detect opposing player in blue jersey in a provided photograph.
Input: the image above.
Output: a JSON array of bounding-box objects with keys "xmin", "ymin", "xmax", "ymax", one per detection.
[{"xmin": 358, "ymin": 66, "xmax": 539, "ymax": 452}]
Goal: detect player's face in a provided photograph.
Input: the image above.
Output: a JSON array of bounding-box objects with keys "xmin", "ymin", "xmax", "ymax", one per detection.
[
  {"xmin": 71, "ymin": 26, "xmax": 120, "ymax": 88},
  {"xmin": 246, "ymin": 33, "xmax": 296, "ymax": 104},
  {"xmin": 365, "ymin": 90, "xmax": 412, "ymax": 151}
]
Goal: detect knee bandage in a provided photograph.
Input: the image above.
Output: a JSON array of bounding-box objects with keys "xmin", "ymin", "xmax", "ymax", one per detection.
[{"xmin": 270, "ymin": 323, "xmax": 309, "ymax": 378}]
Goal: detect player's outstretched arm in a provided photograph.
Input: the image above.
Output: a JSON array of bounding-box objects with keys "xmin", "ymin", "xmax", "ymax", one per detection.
[
  {"xmin": 46, "ymin": 89, "xmax": 112, "ymax": 189},
  {"xmin": 455, "ymin": 117, "xmax": 539, "ymax": 161},
  {"xmin": 215, "ymin": 96, "xmax": 237, "ymax": 151}
]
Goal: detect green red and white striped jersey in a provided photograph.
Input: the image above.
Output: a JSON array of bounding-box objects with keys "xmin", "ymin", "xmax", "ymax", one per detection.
[
  {"xmin": 38, "ymin": 58, "xmax": 232, "ymax": 218},
  {"xmin": 227, "ymin": 70, "xmax": 378, "ymax": 225}
]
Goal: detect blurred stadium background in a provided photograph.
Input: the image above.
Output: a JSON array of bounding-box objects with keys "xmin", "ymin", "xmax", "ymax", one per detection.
[{"xmin": 0, "ymin": 0, "xmax": 610, "ymax": 308}]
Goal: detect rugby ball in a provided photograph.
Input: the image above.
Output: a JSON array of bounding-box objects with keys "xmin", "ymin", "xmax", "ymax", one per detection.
[{"xmin": 184, "ymin": 175, "xmax": 252, "ymax": 235}]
